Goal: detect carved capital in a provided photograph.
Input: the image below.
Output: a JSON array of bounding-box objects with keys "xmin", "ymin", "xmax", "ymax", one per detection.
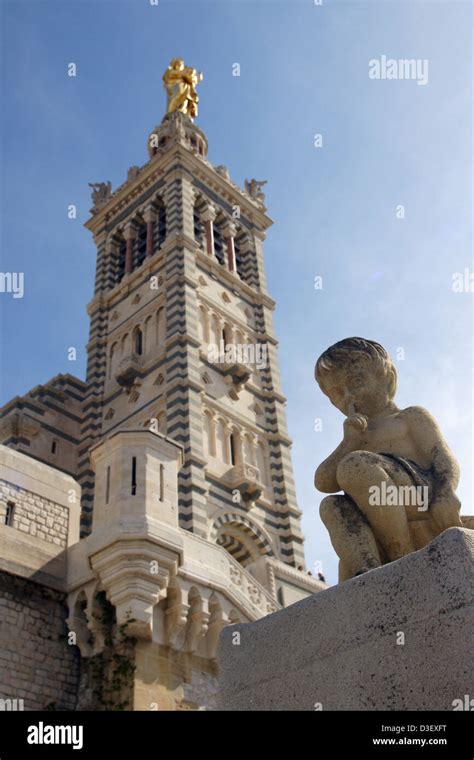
[{"xmin": 201, "ymin": 204, "xmax": 217, "ymax": 223}]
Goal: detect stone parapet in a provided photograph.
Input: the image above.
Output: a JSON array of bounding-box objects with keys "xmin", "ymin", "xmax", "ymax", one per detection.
[{"xmin": 218, "ymin": 527, "xmax": 474, "ymax": 711}]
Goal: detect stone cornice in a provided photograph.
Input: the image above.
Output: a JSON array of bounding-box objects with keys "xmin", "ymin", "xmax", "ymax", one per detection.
[
  {"xmin": 84, "ymin": 142, "xmax": 273, "ymax": 236},
  {"xmin": 269, "ymin": 558, "xmax": 328, "ymax": 593}
]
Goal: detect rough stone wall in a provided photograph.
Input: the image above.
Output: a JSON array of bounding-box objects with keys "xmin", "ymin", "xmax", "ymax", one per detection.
[
  {"xmin": 0, "ymin": 480, "xmax": 69, "ymax": 549},
  {"xmin": 0, "ymin": 571, "xmax": 79, "ymax": 710},
  {"xmin": 181, "ymin": 668, "xmax": 219, "ymax": 711}
]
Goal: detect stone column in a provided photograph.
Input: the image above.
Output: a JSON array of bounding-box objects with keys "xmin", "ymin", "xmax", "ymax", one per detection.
[
  {"xmin": 248, "ymin": 434, "xmax": 258, "ymax": 468},
  {"xmin": 201, "ymin": 204, "xmax": 217, "ymax": 257},
  {"xmin": 123, "ymin": 224, "xmax": 136, "ymax": 275},
  {"xmin": 222, "ymin": 221, "xmax": 237, "ymax": 273},
  {"xmin": 233, "ymin": 428, "xmax": 244, "ymax": 467},
  {"xmin": 202, "ymin": 309, "xmax": 210, "ymax": 344},
  {"xmin": 209, "ymin": 413, "xmax": 217, "ymax": 457},
  {"xmin": 143, "ymin": 206, "xmax": 156, "ymax": 258}
]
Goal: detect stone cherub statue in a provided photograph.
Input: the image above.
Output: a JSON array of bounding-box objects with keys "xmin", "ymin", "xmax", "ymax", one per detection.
[
  {"xmin": 163, "ymin": 58, "xmax": 203, "ymax": 121},
  {"xmin": 244, "ymin": 178, "xmax": 267, "ymax": 204},
  {"xmin": 314, "ymin": 337, "xmax": 462, "ymax": 581}
]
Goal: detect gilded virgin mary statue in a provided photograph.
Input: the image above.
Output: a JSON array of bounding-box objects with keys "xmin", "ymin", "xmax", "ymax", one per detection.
[{"xmin": 163, "ymin": 58, "xmax": 203, "ymax": 121}]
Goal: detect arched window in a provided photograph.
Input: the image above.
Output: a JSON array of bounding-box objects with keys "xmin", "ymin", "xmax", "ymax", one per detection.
[
  {"xmin": 133, "ymin": 221, "xmax": 147, "ymax": 270},
  {"xmin": 229, "ymin": 433, "xmax": 236, "ymax": 466},
  {"xmin": 133, "ymin": 326, "xmax": 143, "ymax": 356},
  {"xmin": 222, "ymin": 324, "xmax": 232, "ymax": 347},
  {"xmin": 153, "ymin": 201, "xmax": 167, "ymax": 252},
  {"xmin": 213, "ymin": 223, "xmax": 225, "ymax": 266},
  {"xmin": 121, "ymin": 333, "xmax": 129, "ymax": 355}
]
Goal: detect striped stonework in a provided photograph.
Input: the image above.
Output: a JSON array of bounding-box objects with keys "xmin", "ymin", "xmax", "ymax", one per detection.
[
  {"xmin": 80, "ymin": 111, "xmax": 309, "ymax": 564},
  {"xmin": 163, "ymin": 174, "xmax": 209, "ymax": 537}
]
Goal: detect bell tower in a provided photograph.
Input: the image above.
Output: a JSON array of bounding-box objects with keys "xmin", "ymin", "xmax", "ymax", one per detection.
[
  {"xmin": 80, "ymin": 64, "xmax": 309, "ymax": 578},
  {"xmin": 67, "ymin": 62, "xmax": 326, "ymax": 709}
]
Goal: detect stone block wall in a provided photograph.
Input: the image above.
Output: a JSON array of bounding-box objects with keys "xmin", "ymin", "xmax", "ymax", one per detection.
[
  {"xmin": 0, "ymin": 480, "xmax": 69, "ymax": 549},
  {"xmin": 0, "ymin": 571, "xmax": 80, "ymax": 710}
]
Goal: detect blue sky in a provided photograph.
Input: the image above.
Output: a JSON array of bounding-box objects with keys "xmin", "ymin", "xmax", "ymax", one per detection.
[{"xmin": 0, "ymin": 0, "xmax": 472, "ymax": 583}]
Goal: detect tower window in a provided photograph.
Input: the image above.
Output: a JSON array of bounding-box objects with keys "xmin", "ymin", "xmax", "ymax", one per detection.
[
  {"xmin": 213, "ymin": 225, "xmax": 225, "ymax": 266},
  {"xmin": 230, "ymin": 434, "xmax": 236, "ymax": 466},
  {"xmin": 133, "ymin": 327, "xmax": 143, "ymax": 356},
  {"xmin": 5, "ymin": 502, "xmax": 15, "ymax": 527},
  {"xmin": 131, "ymin": 457, "xmax": 137, "ymax": 496},
  {"xmin": 159, "ymin": 464, "xmax": 164, "ymax": 502},
  {"xmin": 106, "ymin": 466, "xmax": 111, "ymax": 504},
  {"xmin": 51, "ymin": 440, "xmax": 57, "ymax": 455},
  {"xmin": 133, "ymin": 223, "xmax": 147, "ymax": 270}
]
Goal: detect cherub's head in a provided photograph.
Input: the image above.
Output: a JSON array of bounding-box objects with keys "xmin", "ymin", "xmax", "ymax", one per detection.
[{"xmin": 315, "ymin": 337, "xmax": 397, "ymax": 417}]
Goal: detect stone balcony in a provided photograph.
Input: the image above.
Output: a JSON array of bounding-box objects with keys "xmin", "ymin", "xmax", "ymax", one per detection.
[
  {"xmin": 222, "ymin": 358, "xmax": 253, "ymax": 386},
  {"xmin": 225, "ymin": 463, "xmax": 263, "ymax": 505},
  {"xmin": 115, "ymin": 352, "xmax": 143, "ymax": 388}
]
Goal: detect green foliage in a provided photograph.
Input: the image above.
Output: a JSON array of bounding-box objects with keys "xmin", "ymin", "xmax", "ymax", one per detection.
[{"xmin": 84, "ymin": 593, "xmax": 137, "ymax": 711}]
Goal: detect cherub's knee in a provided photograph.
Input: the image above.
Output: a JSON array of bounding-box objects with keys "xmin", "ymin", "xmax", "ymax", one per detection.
[
  {"xmin": 337, "ymin": 450, "xmax": 380, "ymax": 493},
  {"xmin": 319, "ymin": 495, "xmax": 343, "ymax": 526}
]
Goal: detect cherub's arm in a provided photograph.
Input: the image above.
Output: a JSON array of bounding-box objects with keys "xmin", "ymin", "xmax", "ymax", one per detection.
[
  {"xmin": 405, "ymin": 406, "xmax": 460, "ymax": 492},
  {"xmin": 404, "ymin": 406, "xmax": 461, "ymax": 529},
  {"xmin": 314, "ymin": 413, "xmax": 368, "ymax": 493},
  {"xmin": 314, "ymin": 440, "xmax": 354, "ymax": 493}
]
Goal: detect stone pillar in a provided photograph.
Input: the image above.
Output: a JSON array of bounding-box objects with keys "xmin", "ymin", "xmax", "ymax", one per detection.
[
  {"xmin": 201, "ymin": 204, "xmax": 217, "ymax": 257},
  {"xmin": 123, "ymin": 224, "xmax": 136, "ymax": 275},
  {"xmin": 233, "ymin": 428, "xmax": 244, "ymax": 467},
  {"xmin": 222, "ymin": 221, "xmax": 237, "ymax": 273},
  {"xmin": 208, "ymin": 412, "xmax": 217, "ymax": 457},
  {"xmin": 249, "ymin": 435, "xmax": 258, "ymax": 468},
  {"xmin": 143, "ymin": 206, "xmax": 156, "ymax": 258},
  {"xmin": 202, "ymin": 308, "xmax": 210, "ymax": 344}
]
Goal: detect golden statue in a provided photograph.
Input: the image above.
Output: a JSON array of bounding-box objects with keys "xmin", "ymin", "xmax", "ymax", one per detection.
[{"xmin": 163, "ymin": 58, "xmax": 203, "ymax": 121}]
